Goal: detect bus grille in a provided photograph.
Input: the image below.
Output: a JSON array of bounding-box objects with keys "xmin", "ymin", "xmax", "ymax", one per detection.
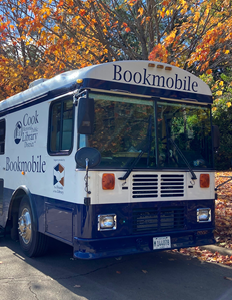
[
  {"xmin": 161, "ymin": 174, "xmax": 184, "ymax": 197},
  {"xmin": 132, "ymin": 206, "xmax": 185, "ymax": 233},
  {"xmin": 132, "ymin": 174, "xmax": 158, "ymax": 198},
  {"xmin": 132, "ymin": 174, "xmax": 184, "ymax": 198}
]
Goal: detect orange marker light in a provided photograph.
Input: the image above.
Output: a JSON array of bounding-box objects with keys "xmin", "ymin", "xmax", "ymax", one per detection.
[
  {"xmin": 165, "ymin": 66, "xmax": 172, "ymax": 71},
  {"xmin": 200, "ymin": 174, "xmax": 210, "ymax": 188},
  {"xmin": 102, "ymin": 173, "xmax": 115, "ymax": 190}
]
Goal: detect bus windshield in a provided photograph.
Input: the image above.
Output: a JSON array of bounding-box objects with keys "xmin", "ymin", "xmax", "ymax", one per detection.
[{"xmin": 79, "ymin": 93, "xmax": 213, "ymax": 170}]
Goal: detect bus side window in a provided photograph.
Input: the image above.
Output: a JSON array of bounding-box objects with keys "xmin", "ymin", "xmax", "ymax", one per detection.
[
  {"xmin": 48, "ymin": 98, "xmax": 74, "ymax": 154},
  {"xmin": 0, "ymin": 119, "xmax": 6, "ymax": 155}
]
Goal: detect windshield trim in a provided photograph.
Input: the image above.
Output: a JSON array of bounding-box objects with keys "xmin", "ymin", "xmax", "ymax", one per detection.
[{"xmin": 78, "ymin": 92, "xmax": 213, "ymax": 171}]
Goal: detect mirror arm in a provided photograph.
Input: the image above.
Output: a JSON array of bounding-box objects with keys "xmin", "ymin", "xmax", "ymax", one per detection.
[
  {"xmin": 84, "ymin": 158, "xmax": 91, "ymax": 206},
  {"xmin": 73, "ymin": 89, "xmax": 89, "ymax": 106}
]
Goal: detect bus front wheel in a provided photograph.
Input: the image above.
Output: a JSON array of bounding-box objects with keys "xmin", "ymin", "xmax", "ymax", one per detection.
[{"xmin": 18, "ymin": 196, "xmax": 48, "ymax": 257}]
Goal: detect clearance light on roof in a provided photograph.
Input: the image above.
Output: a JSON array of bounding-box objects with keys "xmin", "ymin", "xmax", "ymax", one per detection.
[
  {"xmin": 76, "ymin": 79, "xmax": 83, "ymax": 84},
  {"xmin": 148, "ymin": 63, "xmax": 155, "ymax": 68},
  {"xmin": 165, "ymin": 66, "xmax": 172, "ymax": 71},
  {"xmin": 157, "ymin": 64, "xmax": 164, "ymax": 69},
  {"xmin": 102, "ymin": 173, "xmax": 115, "ymax": 190},
  {"xmin": 200, "ymin": 174, "xmax": 210, "ymax": 188}
]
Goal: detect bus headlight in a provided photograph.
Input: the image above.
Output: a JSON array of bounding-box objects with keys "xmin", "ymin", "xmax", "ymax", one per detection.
[
  {"xmin": 197, "ymin": 208, "xmax": 211, "ymax": 222},
  {"xmin": 98, "ymin": 214, "xmax": 117, "ymax": 231}
]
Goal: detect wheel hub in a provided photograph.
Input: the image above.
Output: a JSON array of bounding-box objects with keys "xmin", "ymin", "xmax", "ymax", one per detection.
[{"xmin": 18, "ymin": 208, "xmax": 31, "ymax": 244}]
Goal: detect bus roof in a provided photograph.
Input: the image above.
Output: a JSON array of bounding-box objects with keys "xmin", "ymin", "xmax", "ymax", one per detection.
[{"xmin": 0, "ymin": 61, "xmax": 212, "ymax": 113}]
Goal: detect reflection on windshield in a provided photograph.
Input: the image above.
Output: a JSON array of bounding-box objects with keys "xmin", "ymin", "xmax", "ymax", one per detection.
[
  {"xmin": 157, "ymin": 102, "xmax": 212, "ymax": 168},
  {"xmin": 85, "ymin": 97, "xmax": 156, "ymax": 169},
  {"xmin": 80, "ymin": 94, "xmax": 213, "ymax": 170}
]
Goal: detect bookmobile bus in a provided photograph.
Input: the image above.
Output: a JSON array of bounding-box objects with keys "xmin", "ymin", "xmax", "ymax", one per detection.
[{"xmin": 0, "ymin": 60, "xmax": 219, "ymax": 259}]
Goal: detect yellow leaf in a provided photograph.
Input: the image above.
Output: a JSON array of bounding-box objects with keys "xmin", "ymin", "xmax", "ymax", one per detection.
[
  {"xmin": 226, "ymin": 102, "xmax": 231, "ymax": 108},
  {"xmin": 204, "ymin": 8, "xmax": 209, "ymax": 16},
  {"xmin": 219, "ymin": 81, "xmax": 224, "ymax": 86},
  {"xmin": 216, "ymin": 91, "xmax": 222, "ymax": 96},
  {"xmin": 212, "ymin": 107, "xmax": 217, "ymax": 112},
  {"xmin": 53, "ymin": 25, "xmax": 59, "ymax": 32},
  {"xmin": 138, "ymin": 7, "xmax": 143, "ymax": 16},
  {"xmin": 194, "ymin": 12, "xmax": 200, "ymax": 22}
]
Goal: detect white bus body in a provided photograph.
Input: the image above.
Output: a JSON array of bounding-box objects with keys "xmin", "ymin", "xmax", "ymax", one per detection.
[{"xmin": 0, "ymin": 61, "xmax": 215, "ymax": 259}]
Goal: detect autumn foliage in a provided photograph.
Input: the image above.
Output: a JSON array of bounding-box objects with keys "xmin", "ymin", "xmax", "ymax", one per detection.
[
  {"xmin": 0, "ymin": 0, "xmax": 231, "ymax": 101},
  {"xmin": 148, "ymin": 0, "xmax": 232, "ymax": 73}
]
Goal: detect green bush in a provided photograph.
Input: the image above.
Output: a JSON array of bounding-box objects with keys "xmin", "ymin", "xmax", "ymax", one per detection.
[
  {"xmin": 200, "ymin": 72, "xmax": 232, "ymax": 170},
  {"xmin": 212, "ymin": 97, "xmax": 232, "ymax": 170}
]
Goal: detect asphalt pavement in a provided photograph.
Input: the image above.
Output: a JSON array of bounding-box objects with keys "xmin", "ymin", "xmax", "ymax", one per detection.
[{"xmin": 1, "ymin": 236, "xmax": 232, "ymax": 300}]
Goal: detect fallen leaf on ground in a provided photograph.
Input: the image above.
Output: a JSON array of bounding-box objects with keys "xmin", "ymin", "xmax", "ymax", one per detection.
[
  {"xmin": 224, "ymin": 277, "xmax": 232, "ymax": 281},
  {"xmin": 171, "ymin": 172, "xmax": 232, "ymax": 267}
]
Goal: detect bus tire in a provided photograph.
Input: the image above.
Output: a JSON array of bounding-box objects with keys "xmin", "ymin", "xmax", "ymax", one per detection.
[{"xmin": 18, "ymin": 196, "xmax": 48, "ymax": 257}]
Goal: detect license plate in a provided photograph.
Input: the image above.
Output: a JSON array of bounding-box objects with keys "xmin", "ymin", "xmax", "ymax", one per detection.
[{"xmin": 153, "ymin": 236, "xmax": 171, "ymax": 250}]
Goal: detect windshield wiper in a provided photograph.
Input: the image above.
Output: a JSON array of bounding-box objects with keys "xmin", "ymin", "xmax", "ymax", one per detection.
[
  {"xmin": 118, "ymin": 116, "xmax": 152, "ymax": 181},
  {"xmin": 168, "ymin": 138, "xmax": 197, "ymax": 180},
  {"xmin": 118, "ymin": 149, "xmax": 145, "ymax": 181},
  {"xmin": 164, "ymin": 115, "xmax": 197, "ymax": 180}
]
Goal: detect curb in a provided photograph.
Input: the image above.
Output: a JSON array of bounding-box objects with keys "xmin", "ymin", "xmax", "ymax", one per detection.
[{"xmin": 200, "ymin": 245, "xmax": 232, "ymax": 257}]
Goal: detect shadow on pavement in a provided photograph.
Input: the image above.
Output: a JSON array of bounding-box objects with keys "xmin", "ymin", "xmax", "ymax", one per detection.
[{"xmin": 1, "ymin": 235, "xmax": 232, "ymax": 300}]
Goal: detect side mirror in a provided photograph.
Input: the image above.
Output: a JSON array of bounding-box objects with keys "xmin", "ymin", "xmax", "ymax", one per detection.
[
  {"xmin": 75, "ymin": 147, "xmax": 101, "ymax": 168},
  {"xmin": 77, "ymin": 97, "xmax": 94, "ymax": 134},
  {"xmin": 212, "ymin": 125, "xmax": 220, "ymax": 150},
  {"xmin": 75, "ymin": 147, "xmax": 101, "ymax": 206}
]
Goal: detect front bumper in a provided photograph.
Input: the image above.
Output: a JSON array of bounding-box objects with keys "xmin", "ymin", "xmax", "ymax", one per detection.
[{"xmin": 73, "ymin": 228, "xmax": 215, "ymax": 259}]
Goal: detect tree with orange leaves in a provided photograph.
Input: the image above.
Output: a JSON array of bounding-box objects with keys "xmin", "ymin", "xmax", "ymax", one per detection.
[
  {"xmin": 149, "ymin": 0, "xmax": 232, "ymax": 75},
  {"xmin": 0, "ymin": 0, "xmax": 231, "ymax": 101}
]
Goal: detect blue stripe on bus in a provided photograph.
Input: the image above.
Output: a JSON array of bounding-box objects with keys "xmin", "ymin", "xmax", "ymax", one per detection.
[
  {"xmin": 0, "ymin": 76, "xmax": 213, "ymax": 119},
  {"xmin": 82, "ymin": 78, "xmax": 213, "ymax": 104},
  {"xmin": 0, "ymin": 188, "xmax": 215, "ymax": 258}
]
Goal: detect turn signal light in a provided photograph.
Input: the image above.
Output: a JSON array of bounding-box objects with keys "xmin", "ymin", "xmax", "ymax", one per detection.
[
  {"xmin": 102, "ymin": 173, "xmax": 115, "ymax": 190},
  {"xmin": 200, "ymin": 174, "xmax": 210, "ymax": 188}
]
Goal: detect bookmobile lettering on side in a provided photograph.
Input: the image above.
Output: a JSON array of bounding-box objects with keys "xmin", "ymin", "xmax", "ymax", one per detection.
[{"xmin": 0, "ymin": 61, "xmax": 219, "ymax": 259}]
